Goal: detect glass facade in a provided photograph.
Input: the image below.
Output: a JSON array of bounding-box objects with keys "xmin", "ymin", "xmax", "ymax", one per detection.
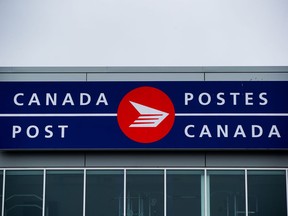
[
  {"xmin": 126, "ymin": 170, "xmax": 164, "ymax": 216},
  {"xmin": 0, "ymin": 169, "xmax": 287, "ymax": 216},
  {"xmin": 86, "ymin": 170, "xmax": 124, "ymax": 216},
  {"xmin": 167, "ymin": 170, "xmax": 204, "ymax": 216},
  {"xmin": 208, "ymin": 170, "xmax": 245, "ymax": 216},
  {"xmin": 45, "ymin": 170, "xmax": 84, "ymax": 216},
  {"xmin": 248, "ymin": 170, "xmax": 287, "ymax": 216},
  {"xmin": 4, "ymin": 170, "xmax": 43, "ymax": 216}
]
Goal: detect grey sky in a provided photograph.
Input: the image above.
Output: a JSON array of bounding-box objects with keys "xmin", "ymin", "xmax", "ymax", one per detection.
[{"xmin": 0, "ymin": 0, "xmax": 287, "ymax": 66}]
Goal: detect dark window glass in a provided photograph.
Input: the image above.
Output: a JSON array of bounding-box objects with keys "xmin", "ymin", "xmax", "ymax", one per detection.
[
  {"xmin": 4, "ymin": 170, "xmax": 43, "ymax": 216},
  {"xmin": 248, "ymin": 170, "xmax": 287, "ymax": 216},
  {"xmin": 126, "ymin": 170, "xmax": 164, "ymax": 216},
  {"xmin": 45, "ymin": 170, "xmax": 83, "ymax": 216},
  {"xmin": 208, "ymin": 170, "xmax": 245, "ymax": 216},
  {"xmin": 86, "ymin": 170, "xmax": 124, "ymax": 216},
  {"xmin": 167, "ymin": 170, "xmax": 204, "ymax": 216}
]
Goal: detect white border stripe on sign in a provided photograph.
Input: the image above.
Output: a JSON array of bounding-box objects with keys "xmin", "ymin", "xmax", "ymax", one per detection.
[{"xmin": 0, "ymin": 113, "xmax": 288, "ymax": 117}]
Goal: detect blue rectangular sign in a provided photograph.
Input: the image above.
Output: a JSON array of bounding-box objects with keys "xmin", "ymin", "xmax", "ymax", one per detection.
[{"xmin": 0, "ymin": 81, "xmax": 287, "ymax": 150}]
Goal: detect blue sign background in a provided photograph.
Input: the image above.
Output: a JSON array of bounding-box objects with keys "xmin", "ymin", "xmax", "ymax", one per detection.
[{"xmin": 0, "ymin": 81, "xmax": 287, "ymax": 150}]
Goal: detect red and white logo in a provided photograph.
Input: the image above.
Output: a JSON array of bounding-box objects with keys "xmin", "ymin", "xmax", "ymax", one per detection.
[{"xmin": 117, "ymin": 86, "xmax": 175, "ymax": 143}]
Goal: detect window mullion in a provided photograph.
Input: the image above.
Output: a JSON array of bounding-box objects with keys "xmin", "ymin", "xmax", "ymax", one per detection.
[
  {"xmin": 42, "ymin": 169, "xmax": 46, "ymax": 216},
  {"xmin": 245, "ymin": 169, "xmax": 248, "ymax": 216},
  {"xmin": 1, "ymin": 170, "xmax": 5, "ymax": 216}
]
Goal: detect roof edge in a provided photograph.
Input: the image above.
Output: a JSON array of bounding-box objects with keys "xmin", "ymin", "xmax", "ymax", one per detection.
[{"xmin": 0, "ymin": 66, "xmax": 287, "ymax": 73}]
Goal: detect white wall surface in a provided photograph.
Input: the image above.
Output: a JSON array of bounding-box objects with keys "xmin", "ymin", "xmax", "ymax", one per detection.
[{"xmin": 0, "ymin": 0, "xmax": 288, "ymax": 66}]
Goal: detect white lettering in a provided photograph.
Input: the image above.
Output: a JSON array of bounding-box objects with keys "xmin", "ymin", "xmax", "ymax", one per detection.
[
  {"xmin": 27, "ymin": 125, "xmax": 39, "ymax": 138},
  {"xmin": 217, "ymin": 92, "xmax": 225, "ymax": 105},
  {"xmin": 184, "ymin": 125, "xmax": 195, "ymax": 138},
  {"xmin": 12, "ymin": 126, "xmax": 21, "ymax": 138},
  {"xmin": 14, "ymin": 93, "xmax": 110, "ymax": 106},
  {"xmin": 80, "ymin": 93, "xmax": 91, "ymax": 105},
  {"xmin": 45, "ymin": 125, "xmax": 53, "ymax": 138},
  {"xmin": 185, "ymin": 93, "xmax": 194, "ymax": 105},
  {"xmin": 46, "ymin": 93, "xmax": 57, "ymax": 106},
  {"xmin": 217, "ymin": 125, "xmax": 228, "ymax": 137},
  {"xmin": 58, "ymin": 125, "xmax": 68, "ymax": 138},
  {"xmin": 234, "ymin": 125, "xmax": 246, "ymax": 137},
  {"xmin": 268, "ymin": 125, "xmax": 281, "ymax": 138},
  {"xmin": 198, "ymin": 93, "xmax": 211, "ymax": 106},
  {"xmin": 185, "ymin": 124, "xmax": 281, "ymax": 139},
  {"xmin": 230, "ymin": 92, "xmax": 240, "ymax": 105},
  {"xmin": 252, "ymin": 125, "xmax": 263, "ymax": 138},
  {"xmin": 14, "ymin": 93, "xmax": 24, "ymax": 106},
  {"xmin": 245, "ymin": 93, "xmax": 253, "ymax": 105},
  {"xmin": 28, "ymin": 93, "xmax": 40, "ymax": 106},
  {"xmin": 12, "ymin": 125, "xmax": 68, "ymax": 139},
  {"xmin": 259, "ymin": 92, "xmax": 268, "ymax": 105},
  {"xmin": 62, "ymin": 93, "xmax": 75, "ymax": 106},
  {"xmin": 200, "ymin": 125, "xmax": 212, "ymax": 137},
  {"xmin": 96, "ymin": 93, "xmax": 108, "ymax": 105}
]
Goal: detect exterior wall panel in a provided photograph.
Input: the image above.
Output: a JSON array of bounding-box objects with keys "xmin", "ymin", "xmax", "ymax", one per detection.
[
  {"xmin": 206, "ymin": 152, "xmax": 288, "ymax": 167},
  {"xmin": 86, "ymin": 152, "xmax": 206, "ymax": 167},
  {"xmin": 0, "ymin": 152, "xmax": 85, "ymax": 167},
  {"xmin": 87, "ymin": 73, "xmax": 204, "ymax": 81},
  {"xmin": 206, "ymin": 72, "xmax": 288, "ymax": 81},
  {"xmin": 0, "ymin": 73, "xmax": 86, "ymax": 81}
]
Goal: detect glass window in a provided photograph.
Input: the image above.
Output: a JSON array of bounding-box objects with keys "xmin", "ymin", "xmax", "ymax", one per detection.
[
  {"xmin": 45, "ymin": 170, "xmax": 83, "ymax": 216},
  {"xmin": 0, "ymin": 168, "xmax": 287, "ymax": 216},
  {"xmin": 248, "ymin": 170, "xmax": 287, "ymax": 216},
  {"xmin": 86, "ymin": 170, "xmax": 124, "ymax": 216},
  {"xmin": 4, "ymin": 170, "xmax": 43, "ymax": 216},
  {"xmin": 126, "ymin": 170, "xmax": 164, "ymax": 216},
  {"xmin": 167, "ymin": 170, "xmax": 204, "ymax": 216},
  {"xmin": 208, "ymin": 170, "xmax": 245, "ymax": 216}
]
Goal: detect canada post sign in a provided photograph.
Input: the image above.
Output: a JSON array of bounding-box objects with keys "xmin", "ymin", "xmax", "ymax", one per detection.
[{"xmin": 0, "ymin": 81, "xmax": 288, "ymax": 150}]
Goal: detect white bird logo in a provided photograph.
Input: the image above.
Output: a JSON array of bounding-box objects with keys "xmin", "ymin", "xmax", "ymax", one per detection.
[{"xmin": 129, "ymin": 101, "xmax": 169, "ymax": 128}]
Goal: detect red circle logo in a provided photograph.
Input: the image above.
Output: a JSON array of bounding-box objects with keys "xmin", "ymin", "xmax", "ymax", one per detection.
[{"xmin": 117, "ymin": 86, "xmax": 175, "ymax": 143}]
